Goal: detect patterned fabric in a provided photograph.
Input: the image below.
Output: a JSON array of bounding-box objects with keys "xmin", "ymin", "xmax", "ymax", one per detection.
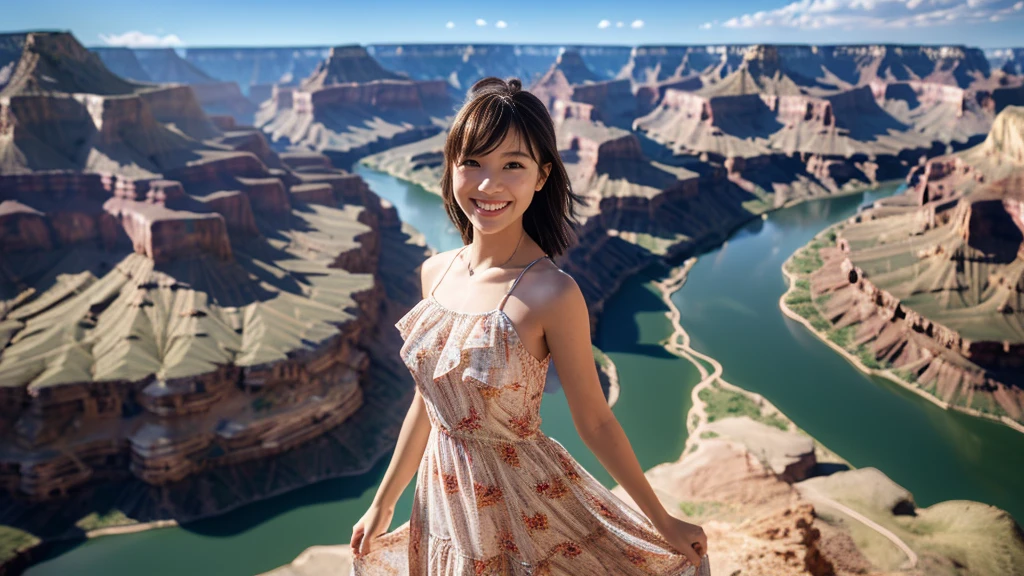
[{"xmin": 353, "ymin": 253, "xmax": 706, "ymax": 575}]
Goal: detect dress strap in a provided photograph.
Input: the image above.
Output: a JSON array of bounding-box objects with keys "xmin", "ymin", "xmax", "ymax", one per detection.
[
  {"xmin": 429, "ymin": 245, "xmax": 468, "ymax": 298},
  {"xmin": 497, "ymin": 255, "xmax": 550, "ymax": 311}
]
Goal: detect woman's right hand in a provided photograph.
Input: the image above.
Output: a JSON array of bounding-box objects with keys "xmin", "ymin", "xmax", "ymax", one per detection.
[{"xmin": 350, "ymin": 503, "xmax": 395, "ymax": 557}]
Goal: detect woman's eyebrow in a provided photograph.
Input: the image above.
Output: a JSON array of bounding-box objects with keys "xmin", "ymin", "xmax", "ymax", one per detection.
[{"xmin": 502, "ymin": 151, "xmax": 532, "ymax": 158}]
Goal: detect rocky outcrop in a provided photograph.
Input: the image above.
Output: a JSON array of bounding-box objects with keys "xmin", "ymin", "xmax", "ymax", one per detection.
[
  {"xmin": 0, "ymin": 32, "xmax": 139, "ymax": 97},
  {"xmin": 529, "ymin": 50, "xmax": 601, "ymax": 110},
  {"xmin": 299, "ymin": 45, "xmax": 404, "ymax": 91},
  {"xmin": 258, "ymin": 46, "xmax": 453, "ymax": 169}
]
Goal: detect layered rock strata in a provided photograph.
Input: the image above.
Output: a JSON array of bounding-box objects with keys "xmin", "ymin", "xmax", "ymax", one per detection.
[
  {"xmin": 257, "ymin": 45, "xmax": 453, "ymax": 169},
  {"xmin": 0, "ymin": 32, "xmax": 427, "ymax": 549},
  {"xmin": 792, "ymin": 107, "xmax": 1024, "ymax": 429}
]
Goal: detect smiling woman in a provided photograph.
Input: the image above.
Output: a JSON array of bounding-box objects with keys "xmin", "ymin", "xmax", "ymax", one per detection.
[{"xmin": 349, "ymin": 77, "xmax": 711, "ymax": 575}]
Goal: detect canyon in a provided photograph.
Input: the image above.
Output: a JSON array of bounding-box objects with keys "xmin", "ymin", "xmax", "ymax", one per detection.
[
  {"xmin": 2, "ymin": 31, "xmax": 1024, "ymax": 575},
  {"xmin": 0, "ymin": 31, "xmax": 426, "ymax": 574}
]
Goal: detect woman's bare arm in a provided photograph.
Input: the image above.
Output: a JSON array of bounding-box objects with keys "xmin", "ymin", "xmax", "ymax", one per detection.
[
  {"xmin": 369, "ymin": 387, "xmax": 431, "ymax": 511},
  {"xmin": 541, "ymin": 271, "xmax": 671, "ymax": 529},
  {"xmin": 367, "ymin": 254, "xmax": 444, "ymax": 511}
]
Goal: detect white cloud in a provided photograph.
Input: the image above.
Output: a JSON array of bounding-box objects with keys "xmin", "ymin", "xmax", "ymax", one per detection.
[
  {"xmin": 475, "ymin": 18, "xmax": 487, "ymax": 26},
  {"xmin": 495, "ymin": 20, "xmax": 508, "ymax": 28},
  {"xmin": 616, "ymin": 21, "xmax": 625, "ymax": 27},
  {"xmin": 446, "ymin": 21, "xmax": 455, "ymax": 29},
  {"xmin": 720, "ymin": 0, "xmax": 1024, "ymax": 29},
  {"xmin": 631, "ymin": 19, "xmax": 645, "ymax": 28},
  {"xmin": 699, "ymin": 21, "xmax": 713, "ymax": 29},
  {"xmin": 598, "ymin": 19, "xmax": 611, "ymax": 28},
  {"xmin": 98, "ymin": 31, "xmax": 183, "ymax": 47}
]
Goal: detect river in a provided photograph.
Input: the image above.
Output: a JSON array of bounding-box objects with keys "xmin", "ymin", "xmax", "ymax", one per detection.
[{"xmin": 25, "ymin": 168, "xmax": 1021, "ymax": 575}]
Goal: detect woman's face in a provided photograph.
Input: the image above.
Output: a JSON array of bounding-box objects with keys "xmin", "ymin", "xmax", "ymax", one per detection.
[{"xmin": 452, "ymin": 127, "xmax": 551, "ymax": 236}]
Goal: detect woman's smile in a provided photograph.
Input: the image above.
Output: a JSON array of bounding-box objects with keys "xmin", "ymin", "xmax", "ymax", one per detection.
[{"xmin": 471, "ymin": 198, "xmax": 512, "ymax": 216}]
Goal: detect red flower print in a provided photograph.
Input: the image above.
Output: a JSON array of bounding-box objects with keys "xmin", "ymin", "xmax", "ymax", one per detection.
[
  {"xmin": 456, "ymin": 407, "xmax": 482, "ymax": 433},
  {"xmin": 509, "ymin": 413, "xmax": 536, "ymax": 438},
  {"xmin": 415, "ymin": 348, "xmax": 430, "ymax": 364},
  {"xmin": 536, "ymin": 477, "xmax": 569, "ymax": 499},
  {"xmin": 498, "ymin": 531, "xmax": 519, "ymax": 554},
  {"xmin": 442, "ymin": 473, "xmax": 460, "ymax": 494},
  {"xmin": 474, "ymin": 482, "xmax": 504, "ymax": 508},
  {"xmin": 497, "ymin": 442, "xmax": 520, "ymax": 467},
  {"xmin": 522, "ymin": 511, "xmax": 549, "ymax": 532},
  {"xmin": 552, "ymin": 541, "xmax": 582, "ymax": 559}
]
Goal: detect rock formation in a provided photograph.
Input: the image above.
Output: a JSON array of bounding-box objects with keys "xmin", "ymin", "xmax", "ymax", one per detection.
[
  {"xmin": 0, "ymin": 31, "xmax": 429, "ymax": 566},
  {"xmin": 633, "ymin": 45, "xmax": 1024, "ymax": 207},
  {"xmin": 792, "ymin": 106, "xmax": 1024, "ymax": 429},
  {"xmin": 93, "ymin": 47, "xmax": 258, "ymax": 126},
  {"xmin": 257, "ymin": 45, "xmax": 453, "ymax": 170},
  {"xmin": 529, "ymin": 50, "xmax": 638, "ymax": 130}
]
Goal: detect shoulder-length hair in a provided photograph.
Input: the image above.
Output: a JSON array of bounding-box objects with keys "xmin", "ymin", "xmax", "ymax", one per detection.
[{"xmin": 440, "ymin": 76, "xmax": 586, "ymax": 257}]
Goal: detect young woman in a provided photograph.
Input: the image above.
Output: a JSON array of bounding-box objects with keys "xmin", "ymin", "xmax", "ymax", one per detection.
[{"xmin": 351, "ymin": 76, "xmax": 710, "ymax": 575}]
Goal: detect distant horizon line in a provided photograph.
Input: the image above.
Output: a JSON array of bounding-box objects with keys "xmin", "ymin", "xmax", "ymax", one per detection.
[{"xmin": 3, "ymin": 29, "xmax": 1021, "ymax": 51}]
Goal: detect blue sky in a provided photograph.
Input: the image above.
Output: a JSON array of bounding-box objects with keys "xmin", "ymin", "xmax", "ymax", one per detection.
[{"xmin": 6, "ymin": 0, "xmax": 1023, "ymax": 49}]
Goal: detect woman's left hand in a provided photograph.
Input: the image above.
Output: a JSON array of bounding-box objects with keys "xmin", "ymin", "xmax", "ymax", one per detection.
[{"xmin": 653, "ymin": 514, "xmax": 707, "ymax": 568}]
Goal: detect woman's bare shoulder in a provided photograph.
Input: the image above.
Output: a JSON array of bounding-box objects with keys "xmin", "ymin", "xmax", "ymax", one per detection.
[
  {"xmin": 519, "ymin": 259, "xmax": 583, "ymax": 311},
  {"xmin": 419, "ymin": 248, "xmax": 462, "ymax": 297}
]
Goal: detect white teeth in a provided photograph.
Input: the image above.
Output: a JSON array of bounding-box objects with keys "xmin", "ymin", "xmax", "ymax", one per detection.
[{"xmin": 475, "ymin": 200, "xmax": 509, "ymax": 212}]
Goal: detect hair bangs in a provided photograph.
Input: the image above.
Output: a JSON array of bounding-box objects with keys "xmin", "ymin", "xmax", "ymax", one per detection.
[{"xmin": 455, "ymin": 95, "xmax": 540, "ymax": 164}]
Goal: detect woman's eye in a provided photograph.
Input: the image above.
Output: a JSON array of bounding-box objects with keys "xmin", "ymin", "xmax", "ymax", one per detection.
[
  {"xmin": 460, "ymin": 159, "xmax": 478, "ymax": 167},
  {"xmin": 505, "ymin": 162, "xmax": 523, "ymax": 169}
]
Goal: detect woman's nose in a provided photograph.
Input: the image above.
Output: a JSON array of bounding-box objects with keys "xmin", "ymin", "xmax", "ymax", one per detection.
[{"xmin": 478, "ymin": 176, "xmax": 503, "ymax": 194}]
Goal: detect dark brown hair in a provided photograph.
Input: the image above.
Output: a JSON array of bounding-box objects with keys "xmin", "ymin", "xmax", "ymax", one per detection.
[{"xmin": 441, "ymin": 76, "xmax": 586, "ymax": 257}]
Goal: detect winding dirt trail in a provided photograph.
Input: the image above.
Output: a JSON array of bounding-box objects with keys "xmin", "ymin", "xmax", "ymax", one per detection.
[{"xmin": 652, "ymin": 258, "xmax": 918, "ymax": 570}]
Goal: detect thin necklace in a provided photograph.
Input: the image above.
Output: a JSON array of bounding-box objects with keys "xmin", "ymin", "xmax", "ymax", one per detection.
[{"xmin": 466, "ymin": 229, "xmax": 525, "ymax": 276}]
